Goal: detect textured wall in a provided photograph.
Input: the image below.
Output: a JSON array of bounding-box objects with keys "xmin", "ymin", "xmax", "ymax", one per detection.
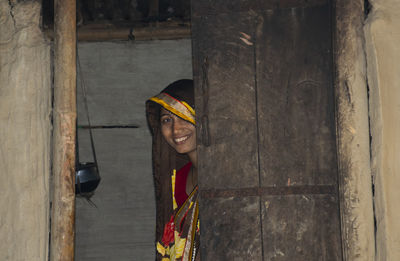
[
  {"xmin": 364, "ymin": 1, "xmax": 400, "ymax": 260},
  {"xmin": 0, "ymin": 1, "xmax": 51, "ymax": 261},
  {"xmin": 75, "ymin": 40, "xmax": 192, "ymax": 261}
]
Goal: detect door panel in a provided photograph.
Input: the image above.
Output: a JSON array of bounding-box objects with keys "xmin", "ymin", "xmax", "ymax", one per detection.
[
  {"xmin": 256, "ymin": 4, "xmax": 337, "ymax": 187},
  {"xmin": 192, "ymin": 1, "xmax": 342, "ymax": 260},
  {"xmin": 262, "ymin": 194, "xmax": 341, "ymax": 260},
  {"xmin": 201, "ymin": 196, "xmax": 262, "ymax": 260},
  {"xmin": 192, "ymin": 12, "xmax": 259, "ymax": 190}
]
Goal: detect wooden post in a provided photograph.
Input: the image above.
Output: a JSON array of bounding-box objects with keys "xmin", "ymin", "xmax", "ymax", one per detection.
[
  {"xmin": 50, "ymin": 0, "xmax": 76, "ymax": 260},
  {"xmin": 334, "ymin": 0, "xmax": 375, "ymax": 260}
]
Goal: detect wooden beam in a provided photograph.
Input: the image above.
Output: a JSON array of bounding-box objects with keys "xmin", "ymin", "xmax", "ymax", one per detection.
[
  {"xmin": 44, "ymin": 23, "xmax": 191, "ymax": 42},
  {"xmin": 50, "ymin": 0, "xmax": 76, "ymax": 260},
  {"xmin": 334, "ymin": 0, "xmax": 375, "ymax": 260},
  {"xmin": 78, "ymin": 25, "xmax": 190, "ymax": 41}
]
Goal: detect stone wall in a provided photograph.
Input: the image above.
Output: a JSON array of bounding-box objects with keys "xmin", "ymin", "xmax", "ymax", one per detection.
[
  {"xmin": 365, "ymin": 0, "xmax": 400, "ymax": 260},
  {"xmin": 0, "ymin": 1, "xmax": 51, "ymax": 261}
]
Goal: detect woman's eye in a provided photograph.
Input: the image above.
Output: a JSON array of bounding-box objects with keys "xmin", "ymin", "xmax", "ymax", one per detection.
[{"xmin": 161, "ymin": 117, "xmax": 172, "ymax": 124}]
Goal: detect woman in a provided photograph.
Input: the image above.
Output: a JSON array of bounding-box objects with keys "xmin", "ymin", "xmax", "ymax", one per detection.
[{"xmin": 146, "ymin": 79, "xmax": 199, "ymax": 261}]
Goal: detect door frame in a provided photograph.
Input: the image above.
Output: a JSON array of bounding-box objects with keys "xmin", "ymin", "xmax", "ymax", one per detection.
[{"xmin": 334, "ymin": 0, "xmax": 375, "ymax": 260}]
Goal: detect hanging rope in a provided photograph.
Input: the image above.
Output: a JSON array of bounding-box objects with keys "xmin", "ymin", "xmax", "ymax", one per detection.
[
  {"xmin": 75, "ymin": 51, "xmax": 101, "ymax": 204},
  {"xmin": 77, "ymin": 53, "xmax": 99, "ymax": 168}
]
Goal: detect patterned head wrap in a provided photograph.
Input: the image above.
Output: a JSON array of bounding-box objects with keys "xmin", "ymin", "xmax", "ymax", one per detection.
[{"xmin": 146, "ymin": 79, "xmax": 195, "ymax": 130}]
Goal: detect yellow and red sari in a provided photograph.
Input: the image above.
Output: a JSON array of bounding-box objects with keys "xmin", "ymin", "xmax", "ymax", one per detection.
[{"xmin": 157, "ymin": 173, "xmax": 199, "ymax": 261}]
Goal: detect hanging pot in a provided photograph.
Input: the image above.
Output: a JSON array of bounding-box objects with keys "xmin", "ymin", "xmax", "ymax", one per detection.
[
  {"xmin": 75, "ymin": 53, "xmax": 101, "ymax": 197},
  {"xmin": 75, "ymin": 162, "xmax": 101, "ymax": 194}
]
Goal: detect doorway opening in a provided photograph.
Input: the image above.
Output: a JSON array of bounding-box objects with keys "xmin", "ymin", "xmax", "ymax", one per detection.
[{"xmin": 43, "ymin": 1, "xmax": 192, "ymax": 260}]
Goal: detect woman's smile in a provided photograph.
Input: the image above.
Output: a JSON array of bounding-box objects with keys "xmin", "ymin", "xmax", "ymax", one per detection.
[{"xmin": 174, "ymin": 134, "xmax": 191, "ymax": 144}]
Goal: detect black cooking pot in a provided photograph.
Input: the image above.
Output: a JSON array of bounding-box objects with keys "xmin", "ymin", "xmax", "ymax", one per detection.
[{"xmin": 75, "ymin": 162, "xmax": 101, "ymax": 194}]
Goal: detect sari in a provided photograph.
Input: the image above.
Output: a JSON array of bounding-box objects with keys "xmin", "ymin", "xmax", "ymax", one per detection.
[{"xmin": 146, "ymin": 79, "xmax": 200, "ymax": 261}]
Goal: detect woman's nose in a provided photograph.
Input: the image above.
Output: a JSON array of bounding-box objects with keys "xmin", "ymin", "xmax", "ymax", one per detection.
[{"xmin": 173, "ymin": 117, "xmax": 184, "ymax": 134}]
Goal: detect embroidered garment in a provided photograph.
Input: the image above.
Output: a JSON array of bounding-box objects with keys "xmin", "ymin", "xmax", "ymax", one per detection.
[{"xmin": 157, "ymin": 182, "xmax": 199, "ymax": 261}]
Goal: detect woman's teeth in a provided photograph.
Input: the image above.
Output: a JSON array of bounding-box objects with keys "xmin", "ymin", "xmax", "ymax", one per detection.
[{"xmin": 175, "ymin": 136, "xmax": 188, "ymax": 143}]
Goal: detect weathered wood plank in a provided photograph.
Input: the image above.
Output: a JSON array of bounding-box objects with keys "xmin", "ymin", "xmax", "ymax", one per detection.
[
  {"xmin": 256, "ymin": 3, "xmax": 337, "ymax": 187},
  {"xmin": 262, "ymin": 194, "xmax": 342, "ymax": 260},
  {"xmin": 192, "ymin": 12, "xmax": 259, "ymax": 190},
  {"xmin": 200, "ymin": 197, "xmax": 262, "ymax": 260},
  {"xmin": 192, "ymin": 9, "xmax": 262, "ymax": 260},
  {"xmin": 254, "ymin": 4, "xmax": 342, "ymax": 260}
]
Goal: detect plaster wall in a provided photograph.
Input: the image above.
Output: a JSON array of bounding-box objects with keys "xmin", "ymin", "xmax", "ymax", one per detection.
[
  {"xmin": 364, "ymin": 1, "xmax": 400, "ymax": 260},
  {"xmin": 75, "ymin": 40, "xmax": 192, "ymax": 260},
  {"xmin": 0, "ymin": 1, "xmax": 51, "ymax": 260}
]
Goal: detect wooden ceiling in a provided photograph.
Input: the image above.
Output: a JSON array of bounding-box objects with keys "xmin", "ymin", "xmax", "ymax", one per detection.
[
  {"xmin": 43, "ymin": 0, "xmax": 190, "ymax": 27},
  {"xmin": 42, "ymin": 0, "xmax": 191, "ymax": 41}
]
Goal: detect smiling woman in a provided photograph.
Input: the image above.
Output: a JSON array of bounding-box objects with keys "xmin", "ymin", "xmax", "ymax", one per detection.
[
  {"xmin": 146, "ymin": 79, "xmax": 199, "ymax": 261},
  {"xmin": 160, "ymin": 107, "xmax": 197, "ymax": 165}
]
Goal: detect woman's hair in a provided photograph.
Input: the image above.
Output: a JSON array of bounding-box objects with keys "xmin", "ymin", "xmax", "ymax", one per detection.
[{"xmin": 160, "ymin": 79, "xmax": 194, "ymax": 109}]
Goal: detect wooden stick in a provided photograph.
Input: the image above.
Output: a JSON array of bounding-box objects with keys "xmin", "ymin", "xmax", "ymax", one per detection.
[{"xmin": 50, "ymin": 0, "xmax": 76, "ymax": 260}]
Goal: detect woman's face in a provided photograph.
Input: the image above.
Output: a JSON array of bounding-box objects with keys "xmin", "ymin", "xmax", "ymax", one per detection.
[{"xmin": 160, "ymin": 107, "xmax": 196, "ymax": 156}]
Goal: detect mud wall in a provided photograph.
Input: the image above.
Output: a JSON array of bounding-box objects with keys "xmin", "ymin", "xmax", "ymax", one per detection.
[
  {"xmin": 0, "ymin": 1, "xmax": 51, "ymax": 261},
  {"xmin": 364, "ymin": 0, "xmax": 400, "ymax": 260}
]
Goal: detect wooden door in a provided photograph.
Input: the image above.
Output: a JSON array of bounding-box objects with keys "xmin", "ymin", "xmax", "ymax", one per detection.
[{"xmin": 192, "ymin": 0, "xmax": 342, "ymax": 260}]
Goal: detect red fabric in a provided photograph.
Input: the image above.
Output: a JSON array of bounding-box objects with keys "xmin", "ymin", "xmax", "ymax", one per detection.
[
  {"xmin": 175, "ymin": 162, "xmax": 192, "ymax": 208},
  {"xmin": 161, "ymin": 215, "xmax": 175, "ymax": 246}
]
